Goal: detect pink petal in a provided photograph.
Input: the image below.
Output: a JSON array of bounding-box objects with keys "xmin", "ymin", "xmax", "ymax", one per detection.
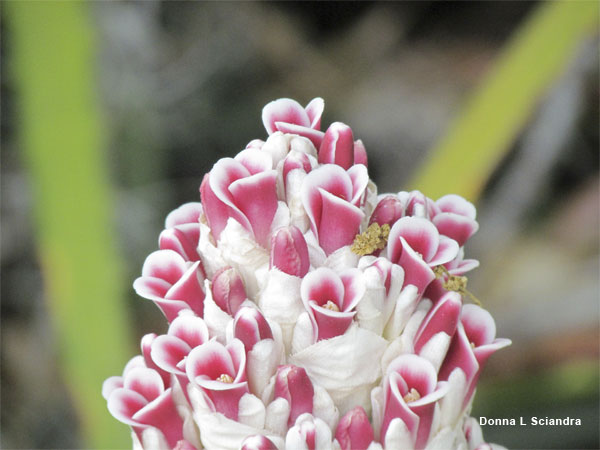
[
  {"xmin": 107, "ymin": 388, "xmax": 147, "ymax": 426},
  {"xmin": 310, "ymin": 303, "xmax": 356, "ymax": 341},
  {"xmin": 165, "ymin": 202, "xmax": 203, "ymax": 228},
  {"xmin": 200, "ymin": 173, "xmax": 235, "ymax": 242},
  {"xmin": 305, "ymin": 97, "xmax": 325, "ymax": 129},
  {"xmin": 102, "ymin": 376, "xmax": 123, "ymax": 400},
  {"xmin": 386, "ymin": 354, "xmax": 438, "ymax": 397},
  {"xmin": 159, "ymin": 225, "xmax": 201, "ymax": 262},
  {"xmin": 235, "ymin": 148, "xmax": 274, "ymax": 175},
  {"xmin": 168, "ymin": 314, "xmax": 210, "ymax": 348},
  {"xmin": 335, "ymin": 406, "xmax": 374, "ymax": 450},
  {"xmin": 389, "ymin": 217, "xmax": 440, "ymax": 262},
  {"xmin": 233, "ymin": 307, "xmax": 274, "ymax": 352},
  {"xmin": 316, "ymin": 189, "xmax": 364, "ymax": 255},
  {"xmin": 209, "ymin": 158, "xmax": 253, "ymax": 231},
  {"xmin": 436, "ymin": 194, "xmax": 476, "ymax": 220},
  {"xmin": 211, "ymin": 267, "xmax": 247, "ymax": 315},
  {"xmin": 229, "ymin": 170, "xmax": 278, "ymax": 247},
  {"xmin": 124, "ymin": 367, "xmax": 164, "ymax": 403},
  {"xmin": 262, "ymin": 98, "xmax": 310, "ymax": 134},
  {"xmin": 274, "ymin": 365, "xmax": 314, "ymax": 426},
  {"xmin": 429, "ymin": 236, "xmax": 459, "ymax": 267},
  {"xmin": 438, "ymin": 323, "xmax": 479, "ymax": 385},
  {"xmin": 132, "ymin": 388, "xmax": 185, "ymax": 448},
  {"xmin": 347, "ymin": 164, "xmax": 369, "ymax": 206},
  {"xmin": 141, "ymin": 333, "xmax": 171, "ymax": 388},
  {"xmin": 318, "ymin": 122, "xmax": 355, "ymax": 169},
  {"xmin": 274, "ymin": 122, "xmax": 325, "ymax": 149},
  {"xmin": 283, "ymin": 151, "xmax": 312, "ymax": 183},
  {"xmin": 141, "ymin": 250, "xmax": 188, "ymax": 285},
  {"xmin": 353, "ymin": 140, "xmax": 368, "ymax": 167},
  {"xmin": 460, "ymin": 304, "xmax": 497, "ymax": 347},
  {"xmin": 164, "ymin": 262, "xmax": 206, "ymax": 317},
  {"xmin": 381, "ymin": 374, "xmax": 418, "ymax": 444},
  {"xmin": 186, "ymin": 341, "xmax": 236, "ymax": 382},
  {"xmin": 433, "ymin": 213, "xmax": 479, "ymax": 247},
  {"xmin": 395, "ymin": 237, "xmax": 436, "ymax": 294},
  {"xmin": 369, "ymin": 196, "xmax": 405, "ymax": 227},
  {"xmin": 413, "ymin": 292, "xmax": 462, "ymax": 354},
  {"xmin": 301, "ymin": 267, "xmax": 344, "ymax": 308},
  {"xmin": 151, "ymin": 335, "xmax": 192, "ymax": 374},
  {"xmin": 270, "ymin": 226, "xmax": 310, "ymax": 277}
]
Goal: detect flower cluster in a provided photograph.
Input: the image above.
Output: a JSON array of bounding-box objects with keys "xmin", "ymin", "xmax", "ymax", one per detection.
[{"xmin": 103, "ymin": 98, "xmax": 511, "ymax": 450}]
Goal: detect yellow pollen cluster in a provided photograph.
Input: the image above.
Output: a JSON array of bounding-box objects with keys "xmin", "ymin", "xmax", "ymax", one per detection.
[
  {"xmin": 323, "ymin": 300, "xmax": 340, "ymax": 312},
  {"xmin": 217, "ymin": 373, "xmax": 234, "ymax": 383},
  {"xmin": 433, "ymin": 265, "xmax": 481, "ymax": 306},
  {"xmin": 403, "ymin": 387, "xmax": 421, "ymax": 403},
  {"xmin": 351, "ymin": 223, "xmax": 391, "ymax": 256}
]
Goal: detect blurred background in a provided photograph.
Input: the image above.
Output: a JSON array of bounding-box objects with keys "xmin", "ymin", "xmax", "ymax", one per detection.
[{"xmin": 1, "ymin": 1, "xmax": 598, "ymax": 449}]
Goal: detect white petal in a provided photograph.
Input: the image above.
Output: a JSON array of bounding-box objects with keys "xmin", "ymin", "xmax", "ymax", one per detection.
[
  {"xmin": 418, "ymin": 331, "xmax": 453, "ymax": 373},
  {"xmin": 291, "ymin": 312, "xmax": 315, "ymax": 354},
  {"xmin": 238, "ymin": 393, "xmax": 266, "ymax": 429},
  {"xmin": 383, "ymin": 418, "xmax": 413, "ymax": 450},
  {"xmin": 265, "ymin": 397, "xmax": 291, "ymax": 436},
  {"xmin": 140, "ymin": 427, "xmax": 170, "ymax": 450},
  {"xmin": 439, "ymin": 368, "xmax": 468, "ymax": 428},
  {"xmin": 289, "ymin": 324, "xmax": 387, "ymax": 414},
  {"xmin": 259, "ymin": 269, "xmax": 305, "ymax": 353},
  {"xmin": 312, "ymin": 384, "xmax": 339, "ymax": 430},
  {"xmin": 383, "ymin": 285, "xmax": 419, "ymax": 341},
  {"xmin": 425, "ymin": 425, "xmax": 461, "ymax": 450},
  {"xmin": 218, "ymin": 219, "xmax": 269, "ymax": 300},
  {"xmin": 203, "ymin": 280, "xmax": 233, "ymax": 343},
  {"xmin": 247, "ymin": 338, "xmax": 283, "ymax": 398}
]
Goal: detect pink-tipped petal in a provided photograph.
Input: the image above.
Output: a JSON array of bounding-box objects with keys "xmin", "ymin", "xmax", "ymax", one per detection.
[
  {"xmin": 433, "ymin": 213, "xmax": 479, "ymax": 247},
  {"xmin": 151, "ymin": 335, "xmax": 192, "ymax": 375},
  {"xmin": 270, "ymin": 226, "xmax": 310, "ymax": 277},
  {"xmin": 141, "ymin": 250, "xmax": 187, "ymax": 285},
  {"xmin": 233, "ymin": 307, "xmax": 274, "ymax": 352},
  {"xmin": 316, "ymin": 190, "xmax": 364, "ymax": 255},
  {"xmin": 413, "ymin": 292, "xmax": 462, "ymax": 354},
  {"xmin": 274, "ymin": 122, "xmax": 325, "ymax": 149},
  {"xmin": 165, "ymin": 202, "xmax": 203, "ymax": 229},
  {"xmin": 318, "ymin": 122, "xmax": 355, "ymax": 169},
  {"xmin": 274, "ymin": 365, "xmax": 315, "ymax": 426},
  {"xmin": 305, "ymin": 97, "xmax": 325, "ymax": 129},
  {"xmin": 262, "ymin": 98, "xmax": 311, "ymax": 134},
  {"xmin": 347, "ymin": 164, "xmax": 369, "ymax": 206},
  {"xmin": 353, "ymin": 140, "xmax": 368, "ymax": 166},
  {"xmin": 436, "ymin": 194, "xmax": 476, "ymax": 219},
  {"xmin": 335, "ymin": 406, "xmax": 374, "ymax": 450},
  {"xmin": 159, "ymin": 225, "xmax": 201, "ymax": 262},
  {"xmin": 389, "ymin": 217, "xmax": 440, "ymax": 262},
  {"xmin": 132, "ymin": 389, "xmax": 185, "ymax": 448},
  {"xmin": 229, "ymin": 170, "xmax": 278, "ymax": 247}
]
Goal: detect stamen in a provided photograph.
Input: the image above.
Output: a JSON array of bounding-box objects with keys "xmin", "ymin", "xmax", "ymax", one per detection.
[
  {"xmin": 351, "ymin": 223, "xmax": 391, "ymax": 256},
  {"xmin": 323, "ymin": 300, "xmax": 340, "ymax": 312},
  {"xmin": 403, "ymin": 387, "xmax": 421, "ymax": 403},
  {"xmin": 217, "ymin": 373, "xmax": 234, "ymax": 383},
  {"xmin": 434, "ymin": 265, "xmax": 481, "ymax": 306}
]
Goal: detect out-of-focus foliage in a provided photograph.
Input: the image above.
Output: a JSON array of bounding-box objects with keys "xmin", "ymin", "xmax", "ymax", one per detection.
[
  {"xmin": 411, "ymin": 0, "xmax": 599, "ymax": 201},
  {"xmin": 5, "ymin": 2, "xmax": 132, "ymax": 448}
]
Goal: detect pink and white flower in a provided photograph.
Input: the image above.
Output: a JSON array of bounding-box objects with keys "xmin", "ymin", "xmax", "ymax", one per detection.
[
  {"xmin": 302, "ymin": 164, "xmax": 368, "ymax": 255},
  {"xmin": 105, "ymin": 97, "xmax": 509, "ymax": 450},
  {"xmin": 387, "ymin": 216, "xmax": 460, "ymax": 294},
  {"xmin": 186, "ymin": 339, "xmax": 248, "ymax": 421},
  {"xmin": 262, "ymin": 98, "xmax": 325, "ymax": 148},
  {"xmin": 376, "ymin": 354, "xmax": 449, "ymax": 449},
  {"xmin": 133, "ymin": 250, "xmax": 206, "ymax": 322}
]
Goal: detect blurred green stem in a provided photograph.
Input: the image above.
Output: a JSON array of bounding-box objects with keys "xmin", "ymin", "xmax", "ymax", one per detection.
[
  {"xmin": 410, "ymin": 1, "xmax": 599, "ymax": 201},
  {"xmin": 7, "ymin": 2, "xmax": 133, "ymax": 448}
]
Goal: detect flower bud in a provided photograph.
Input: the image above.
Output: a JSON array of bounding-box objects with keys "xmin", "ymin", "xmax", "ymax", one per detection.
[
  {"xmin": 274, "ymin": 365, "xmax": 314, "ymax": 426},
  {"xmin": 319, "ymin": 122, "xmax": 355, "ymax": 169},
  {"xmin": 270, "ymin": 226, "xmax": 310, "ymax": 277},
  {"xmin": 335, "ymin": 406, "xmax": 374, "ymax": 450},
  {"xmin": 211, "ymin": 267, "xmax": 246, "ymax": 315},
  {"xmin": 369, "ymin": 195, "xmax": 404, "ymax": 227},
  {"xmin": 234, "ymin": 307, "xmax": 274, "ymax": 352}
]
